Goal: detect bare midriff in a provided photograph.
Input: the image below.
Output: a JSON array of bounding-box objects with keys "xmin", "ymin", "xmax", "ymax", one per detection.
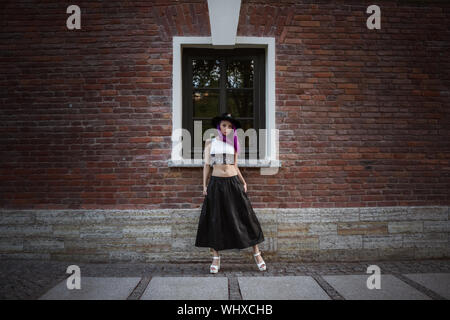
[{"xmin": 211, "ymin": 164, "xmax": 238, "ymax": 177}]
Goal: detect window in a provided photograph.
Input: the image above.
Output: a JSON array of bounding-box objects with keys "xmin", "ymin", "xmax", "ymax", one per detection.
[
  {"xmin": 182, "ymin": 48, "xmax": 266, "ymax": 160},
  {"xmin": 169, "ymin": 36, "xmax": 279, "ymax": 168}
]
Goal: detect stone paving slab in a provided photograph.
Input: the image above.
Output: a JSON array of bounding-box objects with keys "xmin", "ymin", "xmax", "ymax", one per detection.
[
  {"xmin": 238, "ymin": 276, "xmax": 331, "ymax": 300},
  {"xmin": 140, "ymin": 276, "xmax": 229, "ymax": 300},
  {"xmin": 38, "ymin": 277, "xmax": 141, "ymax": 300},
  {"xmin": 1, "ymin": 259, "xmax": 449, "ymax": 300},
  {"xmin": 322, "ymin": 274, "xmax": 431, "ymax": 300},
  {"xmin": 402, "ymin": 273, "xmax": 450, "ymax": 299}
]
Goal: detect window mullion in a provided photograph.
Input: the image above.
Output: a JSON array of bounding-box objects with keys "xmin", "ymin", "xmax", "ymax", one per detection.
[{"xmin": 219, "ymin": 57, "xmax": 226, "ymax": 114}]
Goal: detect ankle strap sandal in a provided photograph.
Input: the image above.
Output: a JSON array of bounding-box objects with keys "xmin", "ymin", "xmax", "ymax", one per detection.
[
  {"xmin": 253, "ymin": 251, "xmax": 267, "ymax": 271},
  {"xmin": 210, "ymin": 256, "xmax": 220, "ymax": 274}
]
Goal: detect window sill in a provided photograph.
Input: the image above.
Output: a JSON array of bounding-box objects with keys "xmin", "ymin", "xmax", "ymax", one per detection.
[{"xmin": 168, "ymin": 159, "xmax": 282, "ymax": 168}]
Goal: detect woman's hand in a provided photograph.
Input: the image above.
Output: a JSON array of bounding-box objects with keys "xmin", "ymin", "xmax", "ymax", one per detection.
[
  {"xmin": 203, "ymin": 186, "xmax": 207, "ymax": 196},
  {"xmin": 243, "ymin": 183, "xmax": 247, "ymax": 193}
]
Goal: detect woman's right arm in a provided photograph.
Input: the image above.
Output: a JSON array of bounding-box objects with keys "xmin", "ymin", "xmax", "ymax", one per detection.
[{"xmin": 203, "ymin": 139, "xmax": 212, "ymax": 195}]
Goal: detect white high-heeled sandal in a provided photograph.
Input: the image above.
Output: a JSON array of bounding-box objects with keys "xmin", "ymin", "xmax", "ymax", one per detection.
[
  {"xmin": 210, "ymin": 256, "xmax": 220, "ymax": 273},
  {"xmin": 253, "ymin": 251, "xmax": 266, "ymax": 271}
]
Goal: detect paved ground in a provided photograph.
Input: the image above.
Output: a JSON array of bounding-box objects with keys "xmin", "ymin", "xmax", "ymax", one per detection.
[{"xmin": 0, "ymin": 259, "xmax": 449, "ymax": 300}]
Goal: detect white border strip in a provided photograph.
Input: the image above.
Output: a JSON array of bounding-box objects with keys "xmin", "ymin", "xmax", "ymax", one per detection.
[{"xmin": 170, "ymin": 36, "xmax": 278, "ymax": 167}]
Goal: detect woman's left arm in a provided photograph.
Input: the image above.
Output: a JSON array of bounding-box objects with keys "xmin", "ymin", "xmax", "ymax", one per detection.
[{"xmin": 234, "ymin": 152, "xmax": 247, "ymax": 192}]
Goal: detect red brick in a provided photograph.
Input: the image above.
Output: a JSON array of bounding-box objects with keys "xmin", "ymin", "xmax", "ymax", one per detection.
[{"xmin": 0, "ymin": 1, "xmax": 448, "ymax": 210}]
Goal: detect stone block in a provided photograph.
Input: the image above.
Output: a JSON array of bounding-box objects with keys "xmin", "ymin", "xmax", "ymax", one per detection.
[
  {"xmin": 0, "ymin": 225, "xmax": 52, "ymax": 237},
  {"xmin": 308, "ymin": 223, "xmax": 337, "ymax": 236},
  {"xmin": 423, "ymin": 221, "xmax": 449, "ymax": 233},
  {"xmin": 359, "ymin": 207, "xmax": 408, "ymax": 222},
  {"xmin": 52, "ymin": 225, "xmax": 80, "ymax": 237},
  {"xmin": 0, "ymin": 238, "xmax": 23, "ymax": 252},
  {"xmin": 362, "ymin": 235, "xmax": 403, "ymax": 249},
  {"xmin": 0, "ymin": 213, "xmax": 35, "ymax": 225},
  {"xmin": 35, "ymin": 210, "xmax": 84, "ymax": 225},
  {"xmin": 322, "ymin": 274, "xmax": 430, "ymax": 300},
  {"xmin": 403, "ymin": 273, "xmax": 450, "ymax": 299},
  {"xmin": 238, "ymin": 276, "xmax": 331, "ymax": 300},
  {"xmin": 388, "ymin": 221, "xmax": 423, "ymax": 234},
  {"xmin": 79, "ymin": 226, "xmax": 123, "ymax": 239},
  {"xmin": 122, "ymin": 225, "xmax": 171, "ymax": 238},
  {"xmin": 39, "ymin": 277, "xmax": 141, "ymax": 300},
  {"xmin": 0, "ymin": 253, "xmax": 50, "ymax": 260},
  {"xmin": 338, "ymin": 222, "xmax": 387, "ymax": 235},
  {"xmin": 320, "ymin": 208, "xmax": 359, "ymax": 222},
  {"xmin": 377, "ymin": 248, "xmax": 415, "ymax": 260},
  {"xmin": 407, "ymin": 207, "xmax": 448, "ymax": 220},
  {"xmin": 319, "ymin": 235, "xmax": 362, "ymax": 250},
  {"xmin": 277, "ymin": 222, "xmax": 309, "ymax": 236},
  {"xmin": 278, "ymin": 209, "xmax": 321, "ymax": 223},
  {"xmin": 23, "ymin": 239, "xmax": 65, "ymax": 252},
  {"xmin": 141, "ymin": 277, "xmax": 228, "ymax": 300},
  {"xmin": 278, "ymin": 235, "xmax": 319, "ymax": 250},
  {"xmin": 403, "ymin": 233, "xmax": 448, "ymax": 248}
]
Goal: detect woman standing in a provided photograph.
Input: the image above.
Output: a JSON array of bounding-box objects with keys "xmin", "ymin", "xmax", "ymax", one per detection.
[{"xmin": 195, "ymin": 112, "xmax": 266, "ymax": 273}]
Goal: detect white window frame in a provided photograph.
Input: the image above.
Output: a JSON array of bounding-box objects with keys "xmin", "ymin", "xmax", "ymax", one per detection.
[{"xmin": 168, "ymin": 36, "xmax": 280, "ymax": 168}]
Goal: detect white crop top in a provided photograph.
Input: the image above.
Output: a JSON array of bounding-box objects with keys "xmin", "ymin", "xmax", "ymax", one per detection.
[{"xmin": 209, "ymin": 137, "xmax": 235, "ymax": 166}]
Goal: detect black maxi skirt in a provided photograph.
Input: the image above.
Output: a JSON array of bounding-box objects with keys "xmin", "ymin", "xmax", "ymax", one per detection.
[{"xmin": 195, "ymin": 175, "xmax": 265, "ymax": 251}]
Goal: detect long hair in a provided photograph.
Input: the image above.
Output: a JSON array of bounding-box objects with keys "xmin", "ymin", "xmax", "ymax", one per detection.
[{"xmin": 216, "ymin": 122, "xmax": 240, "ymax": 154}]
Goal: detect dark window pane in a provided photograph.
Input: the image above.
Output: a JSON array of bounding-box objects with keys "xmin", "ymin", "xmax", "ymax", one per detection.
[
  {"xmin": 192, "ymin": 119, "xmax": 217, "ymax": 153},
  {"xmin": 227, "ymin": 89, "xmax": 253, "ymax": 118},
  {"xmin": 236, "ymin": 119, "xmax": 257, "ymax": 157},
  {"xmin": 192, "ymin": 59, "xmax": 220, "ymax": 88},
  {"xmin": 196, "ymin": 119, "xmax": 217, "ymax": 140},
  {"xmin": 184, "ymin": 49, "xmax": 264, "ymax": 160},
  {"xmin": 193, "ymin": 91, "xmax": 219, "ymax": 117},
  {"xmin": 237, "ymin": 119, "xmax": 256, "ymax": 132},
  {"xmin": 227, "ymin": 59, "xmax": 254, "ymax": 88}
]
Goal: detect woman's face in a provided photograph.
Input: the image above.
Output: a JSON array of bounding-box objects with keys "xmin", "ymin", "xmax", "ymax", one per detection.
[{"xmin": 220, "ymin": 120, "xmax": 233, "ymax": 136}]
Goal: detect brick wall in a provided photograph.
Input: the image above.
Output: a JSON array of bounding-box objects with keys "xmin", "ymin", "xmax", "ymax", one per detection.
[{"xmin": 1, "ymin": 0, "xmax": 449, "ymax": 210}]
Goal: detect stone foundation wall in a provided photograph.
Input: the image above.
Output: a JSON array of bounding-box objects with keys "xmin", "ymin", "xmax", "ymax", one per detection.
[{"xmin": 0, "ymin": 206, "xmax": 448, "ymax": 263}]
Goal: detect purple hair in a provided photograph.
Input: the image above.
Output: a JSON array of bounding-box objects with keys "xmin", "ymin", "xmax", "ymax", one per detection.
[{"xmin": 216, "ymin": 122, "xmax": 240, "ymax": 154}]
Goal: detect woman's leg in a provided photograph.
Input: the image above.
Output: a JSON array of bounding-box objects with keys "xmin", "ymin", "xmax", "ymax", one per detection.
[
  {"xmin": 252, "ymin": 245, "xmax": 265, "ymax": 266},
  {"xmin": 210, "ymin": 248, "xmax": 220, "ymax": 267}
]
